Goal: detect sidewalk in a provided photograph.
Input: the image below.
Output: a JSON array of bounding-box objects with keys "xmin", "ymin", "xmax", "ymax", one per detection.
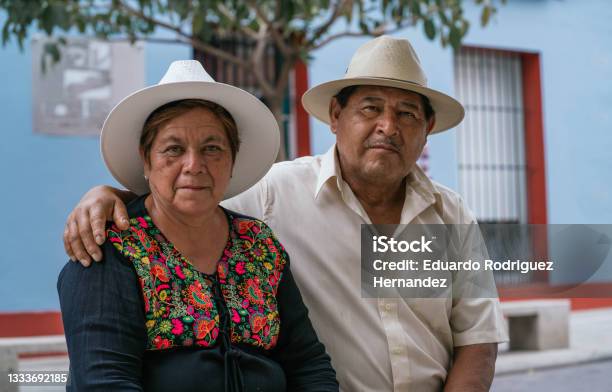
[
  {"xmin": 495, "ymin": 307, "xmax": 612, "ymax": 375},
  {"xmin": 12, "ymin": 308, "xmax": 612, "ymax": 390}
]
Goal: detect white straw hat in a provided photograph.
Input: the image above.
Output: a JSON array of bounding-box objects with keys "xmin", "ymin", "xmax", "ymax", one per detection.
[
  {"xmin": 302, "ymin": 35, "xmax": 464, "ymax": 133},
  {"xmin": 100, "ymin": 60, "xmax": 279, "ymax": 198}
]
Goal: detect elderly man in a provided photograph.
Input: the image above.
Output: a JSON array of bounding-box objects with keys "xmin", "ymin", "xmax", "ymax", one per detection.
[{"xmin": 64, "ymin": 36, "xmax": 507, "ymax": 391}]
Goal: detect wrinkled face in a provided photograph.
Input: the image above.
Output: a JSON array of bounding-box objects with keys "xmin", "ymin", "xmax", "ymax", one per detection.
[
  {"xmin": 330, "ymin": 86, "xmax": 435, "ymax": 185},
  {"xmin": 142, "ymin": 108, "xmax": 233, "ymax": 217}
]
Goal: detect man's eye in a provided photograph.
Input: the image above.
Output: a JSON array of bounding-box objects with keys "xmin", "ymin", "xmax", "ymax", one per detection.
[
  {"xmin": 363, "ymin": 106, "xmax": 379, "ymax": 113},
  {"xmin": 400, "ymin": 111, "xmax": 416, "ymax": 119},
  {"xmin": 204, "ymin": 145, "xmax": 222, "ymax": 153}
]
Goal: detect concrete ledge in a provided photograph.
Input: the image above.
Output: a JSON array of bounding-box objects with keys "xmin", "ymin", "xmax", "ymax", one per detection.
[
  {"xmin": 496, "ymin": 308, "xmax": 612, "ymax": 376},
  {"xmin": 0, "ymin": 335, "xmax": 66, "ymax": 392},
  {"xmin": 0, "ymin": 335, "xmax": 66, "ymax": 355},
  {"xmin": 501, "ymin": 299, "xmax": 570, "ymax": 350},
  {"xmin": 496, "ymin": 347, "xmax": 612, "ymax": 375}
]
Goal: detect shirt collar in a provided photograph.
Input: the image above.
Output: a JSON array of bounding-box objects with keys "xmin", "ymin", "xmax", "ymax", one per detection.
[
  {"xmin": 314, "ymin": 144, "xmax": 341, "ymax": 199},
  {"xmin": 314, "ymin": 143, "xmax": 444, "ymax": 216}
]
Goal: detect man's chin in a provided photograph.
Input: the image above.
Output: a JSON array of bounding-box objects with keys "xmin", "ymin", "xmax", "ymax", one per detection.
[{"xmin": 360, "ymin": 162, "xmax": 406, "ymax": 183}]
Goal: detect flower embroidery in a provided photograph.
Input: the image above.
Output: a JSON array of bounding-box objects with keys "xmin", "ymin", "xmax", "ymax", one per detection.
[
  {"xmin": 250, "ymin": 313, "xmax": 267, "ymax": 334},
  {"xmin": 107, "ymin": 210, "xmax": 287, "ymax": 352},
  {"xmin": 187, "ymin": 281, "xmax": 214, "ymax": 311},
  {"xmin": 242, "ymin": 277, "xmax": 265, "ymax": 305},
  {"xmin": 251, "ymin": 243, "xmax": 268, "ymax": 262},
  {"xmin": 235, "ymin": 261, "xmax": 246, "ymax": 275},
  {"xmin": 194, "ymin": 318, "xmax": 216, "ymax": 340},
  {"xmin": 150, "ymin": 262, "xmax": 170, "ymax": 283}
]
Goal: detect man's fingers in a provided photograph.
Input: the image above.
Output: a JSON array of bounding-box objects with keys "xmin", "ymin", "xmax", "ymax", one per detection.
[
  {"xmin": 68, "ymin": 218, "xmax": 92, "ymax": 267},
  {"xmin": 63, "ymin": 220, "xmax": 76, "ymax": 261},
  {"xmin": 89, "ymin": 204, "xmax": 108, "ymax": 245},
  {"xmin": 76, "ymin": 209, "xmax": 102, "ymax": 262},
  {"xmin": 112, "ymin": 200, "xmax": 130, "ymax": 230}
]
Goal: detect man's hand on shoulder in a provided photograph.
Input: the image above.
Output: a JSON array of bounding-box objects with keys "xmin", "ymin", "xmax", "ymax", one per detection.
[{"xmin": 63, "ymin": 185, "xmax": 134, "ymax": 267}]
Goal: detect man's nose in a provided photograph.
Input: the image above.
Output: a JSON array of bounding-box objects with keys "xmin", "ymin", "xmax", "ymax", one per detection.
[{"xmin": 376, "ymin": 109, "xmax": 399, "ymax": 136}]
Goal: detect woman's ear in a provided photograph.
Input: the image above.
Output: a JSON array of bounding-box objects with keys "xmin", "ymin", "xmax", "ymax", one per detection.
[{"xmin": 140, "ymin": 148, "xmax": 150, "ymax": 179}]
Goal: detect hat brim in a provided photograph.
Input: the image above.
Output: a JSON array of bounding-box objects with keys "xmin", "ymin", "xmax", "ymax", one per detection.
[
  {"xmin": 301, "ymin": 77, "xmax": 464, "ymax": 134},
  {"xmin": 101, "ymin": 81, "xmax": 279, "ymax": 198}
]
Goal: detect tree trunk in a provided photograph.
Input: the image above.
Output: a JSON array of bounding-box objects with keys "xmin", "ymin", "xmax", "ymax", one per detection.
[{"xmin": 267, "ymin": 97, "xmax": 287, "ymax": 162}]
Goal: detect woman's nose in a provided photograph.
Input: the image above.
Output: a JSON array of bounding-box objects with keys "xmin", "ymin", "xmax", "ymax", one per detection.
[{"xmin": 183, "ymin": 150, "xmax": 205, "ymax": 174}]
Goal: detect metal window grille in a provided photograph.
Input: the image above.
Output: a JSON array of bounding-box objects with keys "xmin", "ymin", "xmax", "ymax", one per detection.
[
  {"xmin": 193, "ymin": 34, "xmax": 279, "ymax": 103},
  {"xmin": 454, "ymin": 47, "xmax": 528, "ymax": 224}
]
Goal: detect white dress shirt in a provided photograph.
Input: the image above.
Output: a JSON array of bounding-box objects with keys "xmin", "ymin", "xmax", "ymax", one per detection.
[{"xmin": 223, "ymin": 145, "xmax": 508, "ymax": 391}]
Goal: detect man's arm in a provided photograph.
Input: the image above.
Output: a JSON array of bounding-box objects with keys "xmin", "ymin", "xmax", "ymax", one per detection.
[
  {"xmin": 63, "ymin": 185, "xmax": 135, "ymax": 266},
  {"xmin": 443, "ymin": 343, "xmax": 497, "ymax": 392}
]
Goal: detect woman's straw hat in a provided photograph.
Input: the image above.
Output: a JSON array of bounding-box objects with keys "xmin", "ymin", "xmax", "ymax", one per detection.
[{"xmin": 100, "ymin": 60, "xmax": 279, "ymax": 198}]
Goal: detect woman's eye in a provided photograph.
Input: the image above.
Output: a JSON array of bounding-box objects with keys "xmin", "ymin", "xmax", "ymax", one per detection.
[{"xmin": 163, "ymin": 146, "xmax": 183, "ymax": 155}]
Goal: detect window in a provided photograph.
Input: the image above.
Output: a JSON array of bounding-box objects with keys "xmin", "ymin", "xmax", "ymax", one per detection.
[
  {"xmin": 454, "ymin": 47, "xmax": 528, "ymax": 224},
  {"xmin": 454, "ymin": 47, "xmax": 548, "ymax": 286}
]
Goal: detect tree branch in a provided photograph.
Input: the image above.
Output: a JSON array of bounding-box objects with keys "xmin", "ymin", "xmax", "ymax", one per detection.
[
  {"xmin": 306, "ymin": 0, "xmax": 349, "ymax": 48},
  {"xmin": 311, "ymin": 21, "xmax": 414, "ymax": 51},
  {"xmin": 274, "ymin": 53, "xmax": 294, "ymax": 98},
  {"xmin": 244, "ymin": 0, "xmax": 292, "ymax": 57},
  {"xmin": 216, "ymin": 3, "xmax": 258, "ymax": 40},
  {"xmin": 116, "ymin": 0, "xmax": 248, "ymax": 67},
  {"xmin": 249, "ymin": 24, "xmax": 275, "ymax": 97}
]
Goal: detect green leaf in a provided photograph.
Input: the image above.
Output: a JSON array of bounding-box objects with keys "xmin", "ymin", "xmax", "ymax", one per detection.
[
  {"xmin": 1, "ymin": 22, "xmax": 9, "ymax": 45},
  {"xmin": 437, "ymin": 9, "xmax": 448, "ymax": 25},
  {"xmin": 424, "ymin": 18, "xmax": 435, "ymax": 40},
  {"xmin": 192, "ymin": 11, "xmax": 205, "ymax": 35},
  {"xmin": 449, "ymin": 25, "xmax": 461, "ymax": 49},
  {"xmin": 481, "ymin": 6, "xmax": 491, "ymax": 27},
  {"xmin": 410, "ymin": 0, "xmax": 422, "ymax": 17}
]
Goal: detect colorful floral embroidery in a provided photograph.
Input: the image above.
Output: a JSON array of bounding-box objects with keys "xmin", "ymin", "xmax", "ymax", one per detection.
[{"xmin": 107, "ymin": 210, "xmax": 287, "ymax": 351}]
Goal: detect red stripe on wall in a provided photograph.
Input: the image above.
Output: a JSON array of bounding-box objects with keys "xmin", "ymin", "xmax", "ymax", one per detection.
[
  {"xmin": 500, "ymin": 282, "xmax": 612, "ymax": 310},
  {"xmin": 294, "ymin": 59, "xmax": 311, "ymax": 157},
  {"xmin": 501, "ymin": 297, "xmax": 612, "ymax": 311},
  {"xmin": 0, "ymin": 311, "xmax": 63, "ymax": 337},
  {"xmin": 521, "ymin": 53, "xmax": 548, "ymax": 224}
]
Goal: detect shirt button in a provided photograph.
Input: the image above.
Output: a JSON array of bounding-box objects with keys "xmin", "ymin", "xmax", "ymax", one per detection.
[
  {"xmin": 392, "ymin": 347, "xmax": 404, "ymax": 355},
  {"xmin": 385, "ymin": 304, "xmax": 392, "ymax": 311}
]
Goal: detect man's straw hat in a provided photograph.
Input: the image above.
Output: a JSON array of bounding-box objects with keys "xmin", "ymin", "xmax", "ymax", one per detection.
[{"xmin": 302, "ymin": 35, "xmax": 464, "ymax": 133}]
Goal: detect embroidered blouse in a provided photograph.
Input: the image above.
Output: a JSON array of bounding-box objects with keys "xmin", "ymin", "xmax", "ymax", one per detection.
[{"xmin": 58, "ymin": 195, "xmax": 338, "ymax": 391}]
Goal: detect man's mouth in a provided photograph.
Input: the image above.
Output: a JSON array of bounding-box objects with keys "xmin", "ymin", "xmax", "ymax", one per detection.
[{"xmin": 368, "ymin": 142, "xmax": 400, "ymax": 153}]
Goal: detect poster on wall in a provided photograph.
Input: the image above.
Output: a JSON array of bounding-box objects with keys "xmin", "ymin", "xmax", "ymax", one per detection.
[{"xmin": 32, "ymin": 36, "xmax": 145, "ymax": 136}]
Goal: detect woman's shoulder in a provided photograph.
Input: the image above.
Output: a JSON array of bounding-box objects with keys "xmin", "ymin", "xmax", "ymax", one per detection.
[
  {"xmin": 225, "ymin": 209, "xmax": 279, "ymax": 243},
  {"xmin": 226, "ymin": 208, "xmax": 268, "ymax": 230},
  {"xmin": 224, "ymin": 208, "xmax": 290, "ymax": 269},
  {"xmin": 106, "ymin": 195, "xmax": 157, "ymax": 263}
]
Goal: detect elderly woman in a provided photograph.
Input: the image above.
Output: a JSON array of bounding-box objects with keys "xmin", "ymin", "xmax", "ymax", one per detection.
[{"xmin": 58, "ymin": 61, "xmax": 338, "ymax": 391}]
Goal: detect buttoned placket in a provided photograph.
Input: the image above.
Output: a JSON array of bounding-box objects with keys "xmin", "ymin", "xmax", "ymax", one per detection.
[
  {"xmin": 334, "ymin": 169, "xmax": 440, "ymax": 391},
  {"xmin": 336, "ymin": 177, "xmax": 416, "ymax": 391},
  {"xmin": 316, "ymin": 145, "xmax": 448, "ymax": 391}
]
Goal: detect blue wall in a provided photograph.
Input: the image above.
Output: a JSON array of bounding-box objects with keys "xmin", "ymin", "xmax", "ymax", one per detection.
[
  {"xmin": 1, "ymin": 0, "xmax": 611, "ymax": 311},
  {"xmin": 0, "ymin": 29, "xmax": 190, "ymax": 311}
]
